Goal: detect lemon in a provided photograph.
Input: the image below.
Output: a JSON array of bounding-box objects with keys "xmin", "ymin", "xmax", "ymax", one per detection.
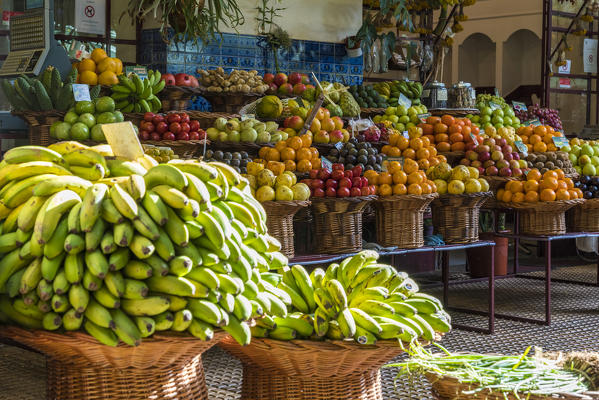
[
  {"xmin": 79, "ymin": 70, "xmax": 98, "ymax": 85},
  {"xmin": 275, "ymin": 185, "xmax": 294, "ymax": 201},
  {"xmin": 291, "ymin": 183, "xmax": 310, "ymax": 200},
  {"xmin": 256, "ymin": 186, "xmax": 275, "ymax": 202},
  {"xmin": 283, "ymin": 170, "xmax": 297, "ymax": 185},
  {"xmin": 478, "ymin": 178, "xmax": 490, "ymax": 192},
  {"xmin": 275, "ymin": 173, "xmax": 294, "ymax": 188},
  {"xmin": 448, "ymin": 180, "xmax": 465, "ymax": 195},
  {"xmin": 464, "ymin": 178, "xmax": 482, "ymax": 194},
  {"xmin": 434, "ymin": 179, "xmax": 448, "ymax": 194}
]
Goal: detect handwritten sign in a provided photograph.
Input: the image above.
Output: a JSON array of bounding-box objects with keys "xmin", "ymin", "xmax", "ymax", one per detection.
[
  {"xmin": 418, "ymin": 113, "xmax": 431, "ymax": 123},
  {"xmin": 489, "ymin": 101, "xmax": 502, "ymax": 111},
  {"xmin": 514, "ymin": 140, "xmax": 528, "ymax": 156},
  {"xmin": 552, "ymin": 136, "xmax": 569, "ymax": 148},
  {"xmin": 72, "ymin": 84, "xmax": 91, "ymax": 101},
  {"xmin": 470, "ymin": 134, "xmax": 479, "ymax": 146},
  {"xmin": 398, "ymin": 93, "xmax": 412, "ymax": 109},
  {"xmin": 334, "ymin": 141, "xmax": 343, "ymax": 150},
  {"xmin": 522, "ymin": 118, "xmax": 541, "ymax": 127},
  {"xmin": 241, "ymin": 114, "xmax": 255, "ymax": 121},
  {"xmin": 321, "ymin": 157, "xmax": 333, "ymax": 172},
  {"xmin": 101, "ymin": 122, "xmax": 144, "ymax": 160},
  {"xmin": 512, "ymin": 101, "xmax": 527, "ymax": 113},
  {"xmin": 125, "ymin": 65, "xmax": 148, "ymax": 80},
  {"xmin": 402, "ymin": 131, "xmax": 410, "ymax": 139}
]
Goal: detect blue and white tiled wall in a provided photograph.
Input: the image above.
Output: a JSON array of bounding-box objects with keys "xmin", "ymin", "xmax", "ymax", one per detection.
[{"xmin": 139, "ymin": 29, "xmax": 364, "ymax": 111}]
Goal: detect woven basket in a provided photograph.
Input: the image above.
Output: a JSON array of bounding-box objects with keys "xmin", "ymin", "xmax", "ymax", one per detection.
[
  {"xmin": 431, "ymin": 192, "xmax": 492, "ymax": 244},
  {"xmin": 186, "ymin": 111, "xmax": 240, "ymax": 129},
  {"xmin": 159, "ymin": 86, "xmax": 203, "ymax": 111},
  {"xmin": 261, "ymin": 200, "xmax": 310, "ymax": 259},
  {"xmin": 481, "ymin": 175, "xmax": 522, "ymax": 191},
  {"xmin": 141, "ymin": 139, "xmax": 209, "ymax": 159},
  {"xmin": 12, "ymin": 110, "xmax": 66, "ymax": 146},
  {"xmin": 426, "ymin": 372, "xmax": 597, "ymax": 400},
  {"xmin": 219, "ymin": 336, "xmax": 407, "ymax": 400},
  {"xmin": 568, "ymin": 198, "xmax": 599, "ymax": 232},
  {"xmin": 206, "ymin": 140, "xmax": 264, "ymax": 157},
  {"xmin": 310, "ymin": 196, "xmax": 376, "ymax": 254},
  {"xmin": 374, "ymin": 193, "xmax": 438, "ymax": 248},
  {"xmin": 201, "ymin": 92, "xmax": 262, "ymax": 114},
  {"xmin": 499, "ymin": 199, "xmax": 585, "ymax": 235},
  {"xmin": 0, "ymin": 325, "xmax": 225, "ymax": 400}
]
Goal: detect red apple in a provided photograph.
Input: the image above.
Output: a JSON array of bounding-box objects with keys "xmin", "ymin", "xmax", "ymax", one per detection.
[
  {"xmin": 278, "ymin": 83, "xmax": 293, "ymax": 96},
  {"xmin": 325, "ymin": 187, "xmax": 336, "ymax": 197},
  {"xmin": 189, "ymin": 131, "xmax": 200, "ymax": 140},
  {"xmin": 309, "ymin": 170, "xmax": 319, "ymax": 179},
  {"xmin": 263, "ymin": 73, "xmax": 275, "ymax": 84},
  {"xmin": 361, "ymin": 177, "xmax": 369, "ymax": 187},
  {"xmin": 179, "ymin": 113, "xmax": 190, "ymax": 123},
  {"xmin": 310, "ymin": 179, "xmax": 324, "ymax": 190},
  {"xmin": 289, "ymin": 72, "xmax": 302, "ymax": 85},
  {"xmin": 360, "ymin": 186, "xmax": 370, "ymax": 196},
  {"xmin": 167, "ymin": 113, "xmax": 181, "ymax": 123},
  {"xmin": 141, "ymin": 121, "xmax": 155, "ymax": 132},
  {"xmin": 274, "ymin": 73, "xmax": 288, "ymax": 87},
  {"xmin": 352, "ymin": 165, "xmax": 363, "ymax": 178},
  {"xmin": 339, "ymin": 177, "xmax": 352, "ymax": 188},
  {"xmin": 329, "ymin": 130, "xmax": 344, "ymax": 143},
  {"xmin": 331, "ymin": 170, "xmax": 344, "ymax": 180},
  {"xmin": 144, "ymin": 112, "xmax": 155, "ymax": 122},
  {"xmin": 351, "ymin": 187, "xmax": 362, "ymax": 197},
  {"xmin": 169, "ymin": 122, "xmax": 181, "ymax": 134},
  {"xmin": 485, "ymin": 166, "xmax": 498, "ymax": 176},
  {"xmin": 337, "ymin": 187, "xmax": 350, "ymax": 197},
  {"xmin": 344, "ymin": 170, "xmax": 353, "ymax": 179},
  {"xmin": 180, "ymin": 122, "xmax": 190, "ymax": 133},
  {"xmin": 174, "ymin": 73, "xmax": 194, "ymax": 87},
  {"xmin": 325, "ymin": 179, "xmax": 338, "ymax": 189},
  {"xmin": 176, "ymin": 132, "xmax": 190, "ymax": 141},
  {"xmin": 478, "ymin": 167, "xmax": 485, "ymax": 175},
  {"xmin": 351, "ymin": 177, "xmax": 362, "ymax": 188},
  {"xmin": 293, "ymin": 83, "xmax": 306, "ymax": 95},
  {"xmin": 190, "ymin": 120, "xmax": 200, "ymax": 132},
  {"xmin": 188, "ymin": 75, "xmax": 199, "ymax": 88},
  {"xmin": 266, "ymin": 83, "xmax": 278, "ymax": 94},
  {"xmin": 156, "ymin": 122, "xmax": 168, "ymax": 134},
  {"xmin": 313, "ymin": 188, "xmax": 325, "ymax": 197},
  {"xmin": 152, "ymin": 114, "xmax": 165, "ymax": 125},
  {"xmin": 150, "ymin": 132, "xmax": 161, "ymax": 141},
  {"xmin": 301, "ymin": 179, "xmax": 312, "ymax": 186},
  {"xmin": 161, "ymin": 73, "xmax": 175, "ymax": 86},
  {"xmin": 163, "ymin": 132, "xmax": 176, "ymax": 141},
  {"xmin": 288, "ymin": 116, "xmax": 304, "ymax": 131},
  {"xmin": 512, "ymin": 168, "xmax": 523, "ymax": 177},
  {"xmin": 318, "ymin": 169, "xmax": 331, "ymax": 180},
  {"xmin": 301, "ymin": 74, "xmax": 310, "ymax": 85},
  {"xmin": 140, "ymin": 130, "xmax": 150, "ymax": 140},
  {"xmin": 332, "ymin": 163, "xmax": 344, "ymax": 171}
]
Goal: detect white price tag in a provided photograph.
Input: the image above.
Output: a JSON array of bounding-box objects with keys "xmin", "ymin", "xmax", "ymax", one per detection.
[
  {"xmin": 321, "ymin": 157, "xmax": 333, "ymax": 172},
  {"xmin": 402, "ymin": 131, "xmax": 409, "ymax": 139},
  {"xmin": 398, "ymin": 93, "xmax": 412, "ymax": 108},
  {"xmin": 73, "ymin": 84, "xmax": 91, "ymax": 101}
]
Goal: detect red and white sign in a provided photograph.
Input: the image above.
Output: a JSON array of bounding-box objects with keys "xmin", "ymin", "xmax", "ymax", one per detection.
[
  {"xmin": 2, "ymin": 11, "xmax": 23, "ymax": 26},
  {"xmin": 559, "ymin": 78, "xmax": 571, "ymax": 89},
  {"xmin": 75, "ymin": 0, "xmax": 105, "ymax": 35}
]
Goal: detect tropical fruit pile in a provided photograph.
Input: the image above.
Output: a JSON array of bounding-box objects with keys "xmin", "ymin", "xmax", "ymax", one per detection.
[
  {"xmin": 50, "ymin": 98, "xmax": 124, "ymax": 142},
  {"xmin": 516, "ymin": 125, "xmax": 563, "ymax": 153},
  {"xmin": 496, "ymin": 169, "xmax": 580, "ymax": 203},
  {"xmin": 74, "ymin": 48, "xmax": 124, "ymax": 86},
  {"xmin": 255, "ymin": 135, "xmax": 321, "ymax": 174},
  {"xmin": 372, "ymin": 81, "xmax": 423, "ymax": 107},
  {"xmin": 382, "ymin": 126, "xmax": 445, "ymax": 171},
  {"xmin": 368, "ymin": 159, "xmax": 439, "ymax": 196},
  {"xmin": 427, "ymin": 163, "xmax": 490, "ymax": 195},
  {"xmin": 0, "ymin": 142, "xmax": 290, "ymax": 346},
  {"xmin": 251, "ymin": 251, "xmax": 451, "ymax": 343},
  {"xmin": 110, "ymin": 71, "xmax": 164, "ymax": 113}
]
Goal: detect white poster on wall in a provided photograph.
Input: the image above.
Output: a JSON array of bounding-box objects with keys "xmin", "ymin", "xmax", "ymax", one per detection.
[
  {"xmin": 75, "ymin": 0, "xmax": 105, "ymax": 35},
  {"xmin": 583, "ymin": 38, "xmax": 598, "ymax": 73},
  {"xmin": 558, "ymin": 59, "xmax": 571, "ymax": 74}
]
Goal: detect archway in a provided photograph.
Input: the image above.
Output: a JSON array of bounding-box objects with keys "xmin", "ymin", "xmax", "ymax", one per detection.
[
  {"xmin": 502, "ymin": 29, "xmax": 542, "ymax": 96},
  {"xmin": 459, "ymin": 33, "xmax": 496, "ymax": 88}
]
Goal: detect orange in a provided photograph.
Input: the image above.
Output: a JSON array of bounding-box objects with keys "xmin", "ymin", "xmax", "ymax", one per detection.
[
  {"xmin": 312, "ymin": 158, "xmax": 321, "ymax": 170},
  {"xmin": 441, "ymin": 115, "xmax": 455, "ymax": 126},
  {"xmin": 429, "ymin": 180, "xmax": 437, "ymax": 192},
  {"xmin": 416, "ymin": 148, "xmax": 430, "ymax": 160},
  {"xmin": 555, "ymin": 169, "xmax": 565, "ymax": 180},
  {"xmin": 407, "ymin": 172, "xmax": 424, "ymax": 185},
  {"xmin": 259, "ymin": 147, "xmax": 270, "ymax": 159},
  {"xmin": 449, "ymin": 132, "xmax": 464, "ymax": 143},
  {"xmin": 284, "ymin": 160, "xmax": 296, "ymax": 171},
  {"xmin": 253, "ymin": 158, "xmax": 266, "ymax": 165},
  {"xmin": 296, "ymin": 159, "xmax": 312, "ymax": 173},
  {"xmin": 90, "ymin": 48, "xmax": 108, "ymax": 64},
  {"xmin": 534, "ymin": 125, "xmax": 548, "ymax": 136},
  {"xmin": 388, "ymin": 161, "xmax": 403, "ymax": 174},
  {"xmin": 418, "ymin": 159, "xmax": 430, "ymax": 170},
  {"xmin": 378, "ymin": 172, "xmax": 392, "ymax": 185},
  {"xmin": 525, "ymin": 191, "xmax": 539, "ymax": 202},
  {"xmin": 539, "ymin": 177, "xmax": 559, "ymax": 190},
  {"xmin": 543, "ymin": 170, "xmax": 559, "ymax": 180},
  {"xmin": 266, "ymin": 148, "xmax": 281, "ymax": 162},
  {"xmin": 497, "ymin": 188, "xmax": 505, "ymax": 200},
  {"xmin": 309, "ymin": 147, "xmax": 319, "ymax": 160},
  {"xmin": 389, "ymin": 147, "xmax": 401, "ymax": 157},
  {"xmin": 437, "ymin": 155, "xmax": 447, "ymax": 163},
  {"xmin": 533, "ymin": 142, "xmax": 547, "ymax": 152},
  {"xmin": 437, "ymin": 142, "xmax": 451, "ymax": 152},
  {"xmin": 421, "ymin": 124, "xmax": 434, "ymax": 135},
  {"xmin": 409, "ymin": 138, "xmax": 423, "ymax": 150},
  {"xmin": 564, "ymin": 178, "xmax": 574, "ymax": 189},
  {"xmin": 407, "ymin": 183, "xmax": 423, "ymax": 195},
  {"xmin": 568, "ymin": 189, "xmax": 578, "ymax": 199},
  {"xmin": 556, "ymin": 180, "xmax": 568, "ymax": 191},
  {"xmin": 378, "ymin": 184, "xmax": 392, "ymax": 196},
  {"xmin": 523, "ymin": 180, "xmax": 539, "ymax": 193},
  {"xmin": 505, "ymin": 181, "xmax": 514, "ymax": 192},
  {"xmin": 280, "ymin": 147, "xmax": 296, "ymax": 161},
  {"xmin": 79, "ymin": 70, "xmax": 98, "ymax": 85},
  {"xmin": 547, "ymin": 143, "xmax": 557, "ymax": 152},
  {"xmin": 300, "ymin": 133, "xmax": 312, "ymax": 147},
  {"xmin": 403, "ymin": 148, "xmax": 416, "ymax": 160},
  {"xmin": 426, "ymin": 116, "xmax": 441, "ymax": 124},
  {"xmin": 512, "ymin": 192, "xmax": 525, "ymax": 203},
  {"xmin": 98, "ymin": 71, "xmax": 118, "ymax": 85},
  {"xmin": 96, "ymin": 57, "xmax": 118, "ymax": 74},
  {"xmin": 521, "ymin": 135, "xmax": 529, "ymax": 144},
  {"xmin": 287, "ymin": 136, "xmax": 303, "ymax": 151},
  {"xmin": 296, "ymin": 148, "xmax": 312, "ymax": 161},
  {"xmin": 420, "ymin": 182, "xmax": 432, "ymax": 194},
  {"xmin": 556, "ymin": 189, "xmax": 570, "ymax": 200},
  {"xmin": 310, "ymin": 119, "xmax": 321, "ymax": 134},
  {"xmin": 450, "ymin": 142, "xmax": 465, "ymax": 151},
  {"xmin": 381, "ymin": 145, "xmax": 392, "ymax": 155},
  {"xmin": 529, "ymin": 134, "xmax": 542, "ymax": 145},
  {"xmin": 275, "ymin": 140, "xmax": 288, "ymax": 152},
  {"xmin": 428, "ymin": 157, "xmax": 440, "ymax": 167},
  {"xmin": 422, "ymin": 136, "xmax": 433, "ymax": 147},
  {"xmin": 540, "ymin": 188, "xmax": 556, "ymax": 201},
  {"xmin": 575, "ymin": 188, "xmax": 584, "ymax": 198},
  {"xmin": 434, "ymin": 123, "xmax": 448, "ymax": 134},
  {"xmin": 527, "ymin": 169, "xmax": 542, "ymax": 181},
  {"xmin": 521, "ymin": 126, "xmax": 533, "ymax": 136},
  {"xmin": 267, "ymin": 161, "xmax": 285, "ymax": 176},
  {"xmin": 393, "ymin": 183, "xmax": 408, "ymax": 195},
  {"xmin": 543, "ymin": 133, "xmax": 553, "ymax": 144},
  {"xmin": 364, "ymin": 170, "xmax": 379, "ymax": 185},
  {"xmin": 448, "ymin": 124, "xmax": 463, "ymax": 134},
  {"xmin": 389, "ymin": 134, "xmax": 399, "ymax": 146},
  {"xmin": 403, "ymin": 159, "xmax": 419, "ymax": 174},
  {"xmin": 78, "ymin": 58, "xmax": 96, "ymax": 73},
  {"xmin": 428, "ymin": 146, "xmax": 437, "ymax": 157},
  {"xmin": 462, "ymin": 126, "xmax": 472, "ymax": 137},
  {"xmin": 502, "ymin": 190, "xmax": 513, "ymax": 202},
  {"xmin": 510, "ymin": 181, "xmax": 524, "ymax": 193},
  {"xmin": 397, "ymin": 137, "xmax": 410, "ymax": 150},
  {"xmin": 435, "ymin": 133, "xmax": 449, "ymax": 143}
]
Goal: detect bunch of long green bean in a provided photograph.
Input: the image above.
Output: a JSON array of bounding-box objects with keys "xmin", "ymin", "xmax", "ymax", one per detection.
[{"xmin": 387, "ymin": 344, "xmax": 590, "ymax": 399}]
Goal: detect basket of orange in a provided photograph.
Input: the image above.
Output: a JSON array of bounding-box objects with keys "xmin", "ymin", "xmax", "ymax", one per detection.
[
  {"xmin": 497, "ymin": 168, "xmax": 584, "ymax": 235},
  {"xmin": 255, "ymin": 133, "xmax": 322, "ymax": 175},
  {"xmin": 382, "ymin": 126, "xmax": 447, "ymax": 171},
  {"xmin": 418, "ymin": 115, "xmax": 483, "ymax": 164},
  {"xmin": 74, "ymin": 48, "xmax": 123, "ymax": 87},
  {"xmin": 516, "ymin": 124, "xmax": 563, "ymax": 154},
  {"xmin": 368, "ymin": 159, "xmax": 439, "ymax": 248}
]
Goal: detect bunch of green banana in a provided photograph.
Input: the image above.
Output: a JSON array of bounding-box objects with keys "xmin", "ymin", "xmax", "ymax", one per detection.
[
  {"xmin": 252, "ymin": 251, "xmax": 451, "ymax": 345},
  {"xmin": 110, "ymin": 71, "xmax": 165, "ymax": 113},
  {"xmin": 0, "ymin": 143, "xmax": 289, "ymax": 347},
  {"xmin": 373, "ymin": 80, "xmax": 422, "ymax": 107}
]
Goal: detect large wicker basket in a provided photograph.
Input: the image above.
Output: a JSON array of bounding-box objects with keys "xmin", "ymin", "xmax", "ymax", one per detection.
[
  {"xmin": 219, "ymin": 336, "xmax": 407, "ymax": 400},
  {"xmin": 431, "ymin": 192, "xmax": 492, "ymax": 244},
  {"xmin": 159, "ymin": 86, "xmax": 204, "ymax": 111},
  {"xmin": 499, "ymin": 200, "xmax": 585, "ymax": 235},
  {"xmin": 201, "ymin": 92, "xmax": 262, "ymax": 114},
  {"xmin": 0, "ymin": 326, "xmax": 226, "ymax": 400},
  {"xmin": 567, "ymin": 198, "xmax": 599, "ymax": 232},
  {"xmin": 12, "ymin": 110, "xmax": 66, "ymax": 146},
  {"xmin": 310, "ymin": 196, "xmax": 376, "ymax": 254},
  {"xmin": 261, "ymin": 200, "xmax": 310, "ymax": 259},
  {"xmin": 427, "ymin": 372, "xmax": 598, "ymax": 400},
  {"xmin": 374, "ymin": 193, "xmax": 438, "ymax": 248}
]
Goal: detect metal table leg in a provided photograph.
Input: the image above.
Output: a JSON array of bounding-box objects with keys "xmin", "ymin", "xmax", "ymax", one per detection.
[
  {"xmin": 545, "ymin": 240, "xmax": 551, "ymax": 326},
  {"xmin": 441, "ymin": 251, "xmax": 449, "ymax": 307}
]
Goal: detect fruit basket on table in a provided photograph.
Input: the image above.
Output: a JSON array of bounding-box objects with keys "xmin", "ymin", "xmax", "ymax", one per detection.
[
  {"xmin": 499, "ymin": 199, "xmax": 585, "ymax": 235},
  {"xmin": 200, "ymin": 91, "xmax": 263, "ymax": 114},
  {"xmin": 374, "ymin": 193, "xmax": 438, "ymax": 249},
  {"xmin": 0, "ymin": 326, "xmax": 226, "ymax": 400},
  {"xmin": 431, "ymin": 192, "xmax": 492, "ymax": 244},
  {"xmin": 310, "ymin": 195, "xmax": 376, "ymax": 254},
  {"xmin": 260, "ymin": 200, "xmax": 311, "ymax": 259}
]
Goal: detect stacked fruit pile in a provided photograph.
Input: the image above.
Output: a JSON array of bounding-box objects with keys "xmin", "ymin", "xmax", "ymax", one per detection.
[
  {"xmin": 382, "ymin": 126, "xmax": 445, "ymax": 171},
  {"xmin": 470, "ymin": 94, "xmax": 521, "ymax": 130},
  {"xmin": 251, "ymin": 251, "xmax": 450, "ymax": 343},
  {"xmin": 263, "ymin": 72, "xmax": 313, "ymax": 98},
  {"xmin": 0, "ymin": 143, "xmax": 290, "ymax": 346},
  {"xmin": 143, "ymin": 146, "xmax": 177, "ymax": 163},
  {"xmin": 524, "ymin": 152, "xmax": 575, "ymax": 176},
  {"xmin": 459, "ymin": 137, "xmax": 528, "ymax": 178},
  {"xmin": 303, "ymin": 164, "xmax": 375, "ymax": 198},
  {"xmin": 373, "ymin": 105, "xmax": 428, "ymax": 132},
  {"xmin": 197, "ymin": 68, "xmax": 269, "ymax": 95},
  {"xmin": 1, "ymin": 67, "xmax": 78, "ymax": 112},
  {"xmin": 427, "ymin": 163, "xmax": 490, "ymax": 195},
  {"xmin": 202, "ymin": 150, "xmax": 252, "ymax": 174},
  {"xmin": 50, "ymin": 98, "xmax": 123, "ymax": 142},
  {"xmin": 74, "ymin": 48, "xmax": 123, "ymax": 86},
  {"xmin": 515, "ymin": 104, "xmax": 563, "ymax": 131},
  {"xmin": 256, "ymin": 135, "xmax": 321, "ymax": 174},
  {"xmin": 110, "ymin": 71, "xmax": 164, "ymax": 113},
  {"xmin": 418, "ymin": 115, "xmax": 483, "ymax": 154},
  {"xmin": 243, "ymin": 168, "xmax": 310, "ymax": 202},
  {"xmin": 282, "ymin": 113, "xmax": 348, "ymax": 144},
  {"xmin": 516, "ymin": 125, "xmax": 563, "ymax": 153},
  {"xmin": 372, "ymin": 81, "xmax": 423, "ymax": 107},
  {"xmin": 563, "ymin": 140, "xmax": 599, "ymax": 176},
  {"xmin": 575, "ymin": 175, "xmax": 599, "ymax": 199},
  {"xmin": 324, "ymin": 141, "xmax": 384, "ymax": 173},
  {"xmin": 138, "ymin": 111, "xmax": 206, "ymax": 142},
  {"xmin": 206, "ymin": 117, "xmax": 281, "ymax": 144},
  {"xmin": 349, "ymin": 84, "xmax": 390, "ymax": 109},
  {"xmin": 367, "ymin": 159, "xmax": 438, "ymax": 196},
  {"xmin": 480, "ymin": 125, "xmax": 521, "ymax": 147},
  {"xmin": 496, "ymin": 169, "xmax": 580, "ymax": 203}
]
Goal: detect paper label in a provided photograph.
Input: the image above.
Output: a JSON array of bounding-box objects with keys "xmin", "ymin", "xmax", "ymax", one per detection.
[
  {"xmin": 101, "ymin": 122, "xmax": 144, "ymax": 160},
  {"xmin": 514, "ymin": 140, "xmax": 528, "ymax": 156},
  {"xmin": 437, "ymin": 88, "xmax": 447, "ymax": 101},
  {"xmin": 470, "ymin": 134, "xmax": 478, "ymax": 146},
  {"xmin": 523, "ymin": 118, "xmax": 541, "ymax": 127},
  {"xmin": 398, "ymin": 93, "xmax": 412, "ymax": 108},
  {"xmin": 584, "ymin": 38, "xmax": 598, "ymax": 74},
  {"xmin": 489, "ymin": 101, "xmax": 501, "ymax": 110},
  {"xmin": 552, "ymin": 136, "xmax": 569, "ymax": 148},
  {"xmin": 334, "ymin": 141, "xmax": 343, "ymax": 150},
  {"xmin": 241, "ymin": 114, "xmax": 255, "ymax": 121},
  {"xmin": 402, "ymin": 131, "xmax": 410, "ymax": 139},
  {"xmin": 418, "ymin": 113, "xmax": 431, "ymax": 123},
  {"xmin": 73, "ymin": 84, "xmax": 91, "ymax": 101},
  {"xmin": 512, "ymin": 101, "xmax": 527, "ymax": 113},
  {"xmin": 125, "ymin": 65, "xmax": 148, "ymax": 80},
  {"xmin": 321, "ymin": 157, "xmax": 333, "ymax": 172}
]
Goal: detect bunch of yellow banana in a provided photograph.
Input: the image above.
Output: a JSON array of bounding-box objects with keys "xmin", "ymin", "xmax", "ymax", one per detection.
[
  {"xmin": 252, "ymin": 251, "xmax": 451, "ymax": 344},
  {"xmin": 0, "ymin": 143, "xmax": 290, "ymax": 347}
]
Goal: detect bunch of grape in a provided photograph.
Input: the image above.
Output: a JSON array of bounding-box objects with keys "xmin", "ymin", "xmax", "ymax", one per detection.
[{"xmin": 527, "ymin": 104, "xmax": 563, "ymax": 131}]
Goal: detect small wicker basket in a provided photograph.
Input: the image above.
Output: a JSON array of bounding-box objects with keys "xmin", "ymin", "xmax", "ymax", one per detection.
[
  {"xmin": 431, "ymin": 192, "xmax": 492, "ymax": 244},
  {"xmin": 158, "ymin": 86, "xmax": 204, "ymax": 111},
  {"xmin": 374, "ymin": 193, "xmax": 438, "ymax": 248},
  {"xmin": 499, "ymin": 199, "xmax": 585, "ymax": 235},
  {"xmin": 567, "ymin": 198, "xmax": 599, "ymax": 232},
  {"xmin": 219, "ymin": 336, "xmax": 408, "ymax": 400},
  {"xmin": 0, "ymin": 326, "xmax": 225, "ymax": 400},
  {"xmin": 201, "ymin": 92, "xmax": 262, "ymax": 114},
  {"xmin": 261, "ymin": 200, "xmax": 310, "ymax": 259},
  {"xmin": 310, "ymin": 196, "xmax": 376, "ymax": 254}
]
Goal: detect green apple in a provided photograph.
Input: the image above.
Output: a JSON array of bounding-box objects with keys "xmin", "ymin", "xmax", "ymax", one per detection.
[
  {"xmin": 583, "ymin": 163, "xmax": 597, "ymax": 176},
  {"xmin": 571, "ymin": 145, "xmax": 582, "ymax": 156},
  {"xmin": 75, "ymin": 101, "xmax": 95, "ymax": 115},
  {"xmin": 581, "ymin": 144, "xmax": 594, "ymax": 157},
  {"xmin": 55, "ymin": 122, "xmax": 72, "ymax": 140},
  {"xmin": 78, "ymin": 113, "xmax": 96, "ymax": 129},
  {"xmin": 70, "ymin": 122, "xmax": 90, "ymax": 140}
]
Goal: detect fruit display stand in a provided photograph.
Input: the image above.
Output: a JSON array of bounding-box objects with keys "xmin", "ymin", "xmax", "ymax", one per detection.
[
  {"xmin": 431, "ymin": 192, "xmax": 492, "ymax": 244},
  {"xmin": 139, "ymin": 138, "xmax": 210, "ymax": 159},
  {"xmin": 260, "ymin": 200, "xmax": 311, "ymax": 258},
  {"xmin": 310, "ymin": 196, "xmax": 376, "ymax": 254},
  {"xmin": 219, "ymin": 336, "xmax": 410, "ymax": 400},
  {"xmin": 374, "ymin": 193, "xmax": 438, "ymax": 248},
  {"xmin": 567, "ymin": 199, "xmax": 599, "ymax": 232},
  {"xmin": 498, "ymin": 200, "xmax": 584, "ymax": 236},
  {"xmin": 0, "ymin": 326, "xmax": 226, "ymax": 400},
  {"xmin": 12, "ymin": 110, "xmax": 66, "ymax": 146}
]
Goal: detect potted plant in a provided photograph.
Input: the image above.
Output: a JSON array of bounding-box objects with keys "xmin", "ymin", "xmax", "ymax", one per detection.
[
  {"xmin": 127, "ymin": 0, "xmax": 244, "ymax": 44},
  {"xmin": 345, "ymin": 36, "xmax": 362, "ymax": 58}
]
